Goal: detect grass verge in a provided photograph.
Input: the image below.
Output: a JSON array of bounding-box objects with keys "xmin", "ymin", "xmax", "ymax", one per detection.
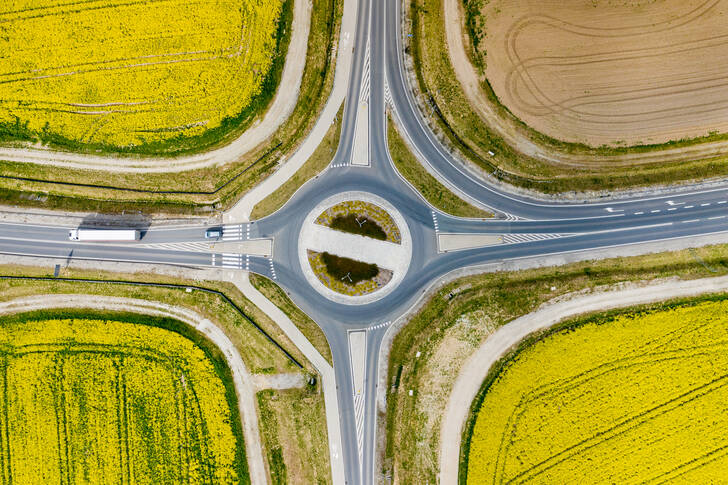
[
  {"xmin": 407, "ymin": 0, "xmax": 728, "ymax": 193},
  {"xmin": 249, "ymin": 273, "xmax": 333, "ymax": 366},
  {"xmin": 0, "ymin": 0, "xmax": 342, "ymax": 214},
  {"xmin": 257, "ymin": 386, "xmax": 332, "ymax": 485},
  {"xmin": 383, "ymin": 242, "xmax": 728, "ymax": 484},
  {"xmin": 251, "ymin": 103, "xmax": 344, "ymax": 220},
  {"xmin": 387, "ymin": 115, "xmax": 492, "ymax": 218}
]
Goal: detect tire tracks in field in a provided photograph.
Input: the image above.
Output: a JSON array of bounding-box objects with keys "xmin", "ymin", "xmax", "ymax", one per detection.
[{"xmin": 443, "ymin": 0, "xmax": 728, "ymax": 169}]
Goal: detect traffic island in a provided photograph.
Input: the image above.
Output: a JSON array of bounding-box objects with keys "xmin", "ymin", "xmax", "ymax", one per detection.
[
  {"xmin": 307, "ymin": 250, "xmax": 393, "ymax": 296},
  {"xmin": 298, "ymin": 191, "xmax": 413, "ymax": 304},
  {"xmin": 316, "ymin": 200, "xmax": 402, "ymax": 244}
]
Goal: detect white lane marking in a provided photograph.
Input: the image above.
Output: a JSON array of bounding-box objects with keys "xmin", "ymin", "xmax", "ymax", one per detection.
[
  {"xmin": 718, "ymin": 201, "xmax": 727, "ymax": 204},
  {"xmin": 650, "ymin": 210, "xmax": 661, "ymax": 213},
  {"xmin": 684, "ymin": 205, "xmax": 695, "ymax": 209},
  {"xmin": 368, "ymin": 320, "xmax": 391, "ymax": 330},
  {"xmin": 221, "ymin": 253, "xmax": 243, "ymax": 269},
  {"xmin": 141, "ymin": 242, "xmax": 210, "ymax": 252},
  {"xmin": 431, "ymin": 211, "xmax": 440, "ymax": 233},
  {"xmin": 682, "ymin": 219, "xmax": 700, "ymax": 223},
  {"xmin": 212, "ymin": 253, "xmax": 216, "ymax": 266},
  {"xmin": 348, "ymin": 330, "xmax": 367, "ymax": 474},
  {"xmin": 668, "ymin": 208, "xmax": 677, "ymax": 211},
  {"xmin": 666, "ymin": 200, "xmax": 684, "ymax": 206},
  {"xmin": 605, "ymin": 207, "xmax": 624, "ymax": 213},
  {"xmin": 634, "ymin": 212, "xmax": 644, "ymax": 215},
  {"xmin": 701, "ymin": 203, "xmax": 711, "ymax": 207},
  {"xmin": 502, "ymin": 233, "xmax": 565, "ymax": 244},
  {"xmin": 709, "ymin": 216, "xmax": 727, "ymax": 220},
  {"xmin": 268, "ymin": 258, "xmax": 277, "ymax": 280}
]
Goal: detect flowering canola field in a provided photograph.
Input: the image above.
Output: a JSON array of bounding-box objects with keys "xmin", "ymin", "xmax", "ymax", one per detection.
[
  {"xmin": 0, "ymin": 318, "xmax": 245, "ymax": 483},
  {"xmin": 0, "ymin": 0, "xmax": 282, "ymax": 148},
  {"xmin": 466, "ymin": 299, "xmax": 728, "ymax": 484}
]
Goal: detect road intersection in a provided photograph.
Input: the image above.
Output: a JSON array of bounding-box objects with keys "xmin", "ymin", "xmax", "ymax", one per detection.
[{"xmin": 3, "ymin": 0, "xmax": 728, "ymax": 484}]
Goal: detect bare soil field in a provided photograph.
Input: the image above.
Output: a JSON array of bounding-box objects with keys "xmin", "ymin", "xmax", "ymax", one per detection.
[{"xmin": 479, "ymin": 0, "xmax": 728, "ymax": 146}]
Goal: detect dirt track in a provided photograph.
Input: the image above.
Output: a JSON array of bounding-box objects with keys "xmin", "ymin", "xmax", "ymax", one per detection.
[{"xmin": 455, "ymin": 0, "xmax": 728, "ymax": 147}]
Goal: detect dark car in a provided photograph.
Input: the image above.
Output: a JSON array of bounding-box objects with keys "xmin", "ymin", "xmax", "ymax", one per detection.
[{"xmin": 205, "ymin": 227, "xmax": 222, "ymax": 239}]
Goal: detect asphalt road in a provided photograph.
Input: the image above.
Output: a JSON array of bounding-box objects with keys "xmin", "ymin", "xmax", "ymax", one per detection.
[{"xmin": 3, "ymin": 0, "xmax": 728, "ymax": 483}]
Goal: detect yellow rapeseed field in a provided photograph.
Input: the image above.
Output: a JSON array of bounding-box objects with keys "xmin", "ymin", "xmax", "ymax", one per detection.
[
  {"xmin": 466, "ymin": 299, "xmax": 728, "ymax": 484},
  {"xmin": 0, "ymin": 318, "xmax": 244, "ymax": 483},
  {"xmin": 0, "ymin": 0, "xmax": 282, "ymax": 147}
]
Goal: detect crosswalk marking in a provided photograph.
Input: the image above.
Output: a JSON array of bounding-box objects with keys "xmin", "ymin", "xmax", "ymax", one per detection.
[{"xmin": 431, "ymin": 211, "xmax": 439, "ymax": 232}]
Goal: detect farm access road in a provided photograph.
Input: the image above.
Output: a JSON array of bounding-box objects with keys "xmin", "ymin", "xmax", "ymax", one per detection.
[
  {"xmin": 0, "ymin": 0, "xmax": 312, "ymax": 173},
  {"xmin": 438, "ymin": 274, "xmax": 728, "ymax": 484},
  {"xmin": 443, "ymin": 0, "xmax": 728, "ymax": 168},
  {"xmin": 0, "ymin": 294, "xmax": 269, "ymax": 485}
]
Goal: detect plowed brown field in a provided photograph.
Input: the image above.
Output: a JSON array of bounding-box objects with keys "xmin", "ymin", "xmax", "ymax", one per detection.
[{"xmin": 481, "ymin": 0, "xmax": 728, "ymax": 146}]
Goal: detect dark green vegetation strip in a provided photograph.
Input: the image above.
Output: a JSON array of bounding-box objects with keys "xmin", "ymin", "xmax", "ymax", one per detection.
[
  {"xmin": 457, "ymin": 293, "xmax": 728, "ymax": 484},
  {"xmin": 387, "ymin": 115, "xmax": 491, "ymax": 218},
  {"xmin": 330, "ymin": 214, "xmax": 387, "ymax": 241},
  {"xmin": 0, "ymin": 0, "xmax": 293, "ymax": 157},
  {"xmin": 0, "ymin": 275, "xmax": 302, "ymax": 369},
  {"xmin": 408, "ymin": 0, "xmax": 728, "ymax": 193},
  {"xmin": 0, "ymin": 308, "xmax": 251, "ymax": 484},
  {"xmin": 321, "ymin": 252, "xmax": 378, "ymax": 285},
  {"xmin": 0, "ymin": 0, "xmax": 342, "ymax": 214},
  {"xmin": 384, "ymin": 243, "xmax": 728, "ymax": 484},
  {"xmin": 249, "ymin": 273, "xmax": 333, "ymax": 366}
]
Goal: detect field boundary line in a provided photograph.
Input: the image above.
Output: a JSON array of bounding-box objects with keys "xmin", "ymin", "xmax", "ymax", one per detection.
[
  {"xmin": 0, "ymin": 294, "xmax": 269, "ymax": 485},
  {"xmin": 439, "ymin": 273, "xmax": 728, "ymax": 484}
]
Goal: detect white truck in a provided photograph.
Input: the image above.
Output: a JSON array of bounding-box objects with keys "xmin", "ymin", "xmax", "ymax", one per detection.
[{"xmin": 68, "ymin": 228, "xmax": 140, "ymax": 242}]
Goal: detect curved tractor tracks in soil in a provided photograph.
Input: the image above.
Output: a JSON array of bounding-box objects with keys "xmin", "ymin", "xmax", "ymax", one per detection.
[{"xmin": 444, "ymin": 0, "xmax": 728, "ymax": 168}]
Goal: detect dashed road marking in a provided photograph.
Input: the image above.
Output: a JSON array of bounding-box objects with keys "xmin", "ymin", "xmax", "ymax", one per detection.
[
  {"xmin": 368, "ymin": 321, "xmax": 391, "ymax": 330},
  {"xmin": 431, "ymin": 211, "xmax": 439, "ymax": 232},
  {"xmin": 718, "ymin": 201, "xmax": 727, "ymax": 204},
  {"xmin": 268, "ymin": 258, "xmax": 277, "ymax": 280},
  {"xmin": 668, "ymin": 208, "xmax": 677, "ymax": 211},
  {"xmin": 634, "ymin": 212, "xmax": 644, "ymax": 215},
  {"xmin": 682, "ymin": 219, "xmax": 700, "ymax": 223},
  {"xmin": 701, "ymin": 203, "xmax": 711, "ymax": 207},
  {"xmin": 684, "ymin": 205, "xmax": 695, "ymax": 209},
  {"xmin": 709, "ymin": 216, "xmax": 727, "ymax": 220},
  {"xmin": 245, "ymin": 254, "xmax": 250, "ymax": 271},
  {"xmin": 650, "ymin": 210, "xmax": 661, "ymax": 213},
  {"xmin": 330, "ymin": 162, "xmax": 349, "ymax": 168}
]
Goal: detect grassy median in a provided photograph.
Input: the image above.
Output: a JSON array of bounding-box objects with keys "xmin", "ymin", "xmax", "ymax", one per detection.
[{"xmin": 387, "ymin": 115, "xmax": 492, "ymax": 218}]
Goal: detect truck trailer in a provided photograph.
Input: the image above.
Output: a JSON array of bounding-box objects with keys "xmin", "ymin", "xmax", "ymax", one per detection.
[{"xmin": 68, "ymin": 229, "xmax": 140, "ymax": 242}]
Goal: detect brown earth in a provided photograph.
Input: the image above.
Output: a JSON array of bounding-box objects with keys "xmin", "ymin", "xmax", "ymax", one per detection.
[{"xmin": 476, "ymin": 0, "xmax": 728, "ymax": 146}]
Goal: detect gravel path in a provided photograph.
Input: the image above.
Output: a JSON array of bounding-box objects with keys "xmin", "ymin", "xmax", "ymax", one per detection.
[
  {"xmin": 438, "ymin": 275, "xmax": 728, "ymax": 484},
  {"xmin": 0, "ymin": 0, "xmax": 311, "ymax": 174},
  {"xmin": 230, "ymin": 272, "xmax": 346, "ymax": 484},
  {"xmin": 0, "ymin": 294, "xmax": 269, "ymax": 485}
]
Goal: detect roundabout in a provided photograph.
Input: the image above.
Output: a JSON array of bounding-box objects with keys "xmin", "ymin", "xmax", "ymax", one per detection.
[{"xmin": 297, "ymin": 191, "xmax": 413, "ymax": 305}]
